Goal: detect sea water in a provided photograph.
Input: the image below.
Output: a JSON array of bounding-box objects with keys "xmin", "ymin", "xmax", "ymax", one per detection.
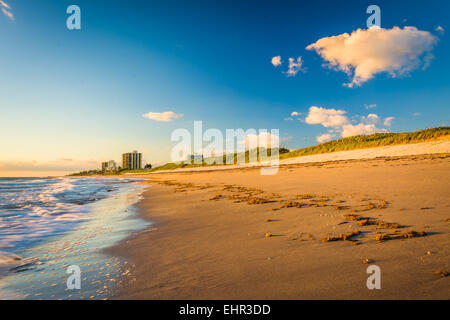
[{"xmin": 0, "ymin": 177, "xmax": 150, "ymax": 299}]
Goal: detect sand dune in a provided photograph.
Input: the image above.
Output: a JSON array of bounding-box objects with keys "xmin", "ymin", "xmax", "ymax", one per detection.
[{"xmin": 143, "ymin": 139, "xmax": 450, "ymax": 174}]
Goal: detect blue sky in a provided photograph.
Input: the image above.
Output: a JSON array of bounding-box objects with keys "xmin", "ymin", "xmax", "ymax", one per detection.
[{"xmin": 0, "ymin": 0, "xmax": 449, "ymax": 176}]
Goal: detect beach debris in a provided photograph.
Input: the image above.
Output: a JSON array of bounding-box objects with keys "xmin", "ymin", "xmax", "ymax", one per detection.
[
  {"xmin": 401, "ymin": 230, "xmax": 426, "ymax": 238},
  {"xmin": 376, "ymin": 220, "xmax": 400, "ymax": 229},
  {"xmin": 374, "ymin": 233, "xmax": 391, "ymax": 242},
  {"xmin": 341, "ymin": 230, "xmax": 361, "ymax": 240},
  {"xmin": 247, "ymin": 197, "xmax": 272, "ymax": 204},
  {"xmin": 296, "ymin": 194, "xmax": 316, "ymax": 200},
  {"xmin": 357, "ymin": 219, "xmax": 371, "ymax": 226},
  {"xmin": 434, "ymin": 270, "xmax": 448, "ymax": 277},
  {"xmin": 333, "ymin": 205, "xmax": 349, "ymax": 210},
  {"xmin": 344, "ymin": 214, "xmax": 362, "ymax": 222},
  {"xmin": 377, "ymin": 200, "xmax": 388, "ymax": 209},
  {"xmin": 343, "ymin": 213, "xmax": 402, "ymax": 230},
  {"xmin": 321, "ymin": 230, "xmax": 361, "ymax": 243},
  {"xmin": 279, "ymin": 200, "xmax": 307, "ymax": 209}
]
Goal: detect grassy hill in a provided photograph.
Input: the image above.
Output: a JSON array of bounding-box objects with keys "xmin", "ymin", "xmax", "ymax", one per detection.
[
  {"xmin": 69, "ymin": 127, "xmax": 450, "ymax": 176},
  {"xmin": 280, "ymin": 126, "xmax": 450, "ymax": 160}
]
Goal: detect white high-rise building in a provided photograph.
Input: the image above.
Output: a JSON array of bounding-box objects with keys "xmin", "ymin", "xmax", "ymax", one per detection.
[{"xmin": 101, "ymin": 160, "xmax": 117, "ymax": 172}]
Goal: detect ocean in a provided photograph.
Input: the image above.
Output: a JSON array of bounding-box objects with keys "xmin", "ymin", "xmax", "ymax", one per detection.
[{"xmin": 0, "ymin": 176, "xmax": 150, "ymax": 299}]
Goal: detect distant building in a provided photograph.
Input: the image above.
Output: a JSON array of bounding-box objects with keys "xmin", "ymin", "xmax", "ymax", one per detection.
[
  {"xmin": 101, "ymin": 160, "xmax": 117, "ymax": 172},
  {"xmin": 187, "ymin": 154, "xmax": 204, "ymax": 163},
  {"xmin": 122, "ymin": 151, "xmax": 142, "ymax": 170}
]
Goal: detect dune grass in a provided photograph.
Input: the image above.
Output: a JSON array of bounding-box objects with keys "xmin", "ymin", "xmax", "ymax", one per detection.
[{"xmin": 280, "ymin": 126, "xmax": 450, "ymax": 160}]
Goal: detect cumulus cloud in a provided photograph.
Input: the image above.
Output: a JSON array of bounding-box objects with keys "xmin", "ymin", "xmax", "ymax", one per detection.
[
  {"xmin": 341, "ymin": 123, "xmax": 386, "ymax": 138},
  {"xmin": 316, "ymin": 133, "xmax": 335, "ymax": 143},
  {"xmin": 364, "ymin": 104, "xmax": 376, "ymax": 110},
  {"xmin": 284, "ymin": 111, "xmax": 303, "ymax": 121},
  {"xmin": 361, "ymin": 113, "xmax": 379, "ymax": 124},
  {"xmin": 435, "ymin": 26, "xmax": 445, "ymax": 34},
  {"xmin": 305, "ymin": 106, "xmax": 349, "ymax": 127},
  {"xmin": 285, "ymin": 57, "xmax": 304, "ymax": 76},
  {"xmin": 271, "ymin": 56, "xmax": 282, "ymax": 67},
  {"xmin": 306, "ymin": 26, "xmax": 437, "ymax": 87},
  {"xmin": 142, "ymin": 111, "xmax": 183, "ymax": 122},
  {"xmin": 242, "ymin": 132, "xmax": 280, "ymax": 149},
  {"xmin": 305, "ymin": 106, "xmax": 392, "ymax": 139},
  {"xmin": 384, "ymin": 117, "xmax": 395, "ymax": 126}
]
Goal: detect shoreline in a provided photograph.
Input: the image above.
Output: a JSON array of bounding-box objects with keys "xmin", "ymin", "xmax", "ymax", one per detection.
[
  {"xmin": 0, "ymin": 177, "xmax": 148, "ymax": 300},
  {"xmin": 109, "ymin": 153, "xmax": 450, "ymax": 299}
]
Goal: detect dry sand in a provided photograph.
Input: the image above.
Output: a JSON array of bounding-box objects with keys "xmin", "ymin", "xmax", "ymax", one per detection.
[{"xmin": 110, "ymin": 152, "xmax": 450, "ymax": 299}]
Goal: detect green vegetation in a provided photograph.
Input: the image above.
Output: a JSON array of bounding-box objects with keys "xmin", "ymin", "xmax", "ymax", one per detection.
[
  {"xmin": 68, "ymin": 127, "xmax": 449, "ymax": 176},
  {"xmin": 280, "ymin": 126, "xmax": 450, "ymax": 160},
  {"xmin": 132, "ymin": 147, "xmax": 290, "ymax": 174}
]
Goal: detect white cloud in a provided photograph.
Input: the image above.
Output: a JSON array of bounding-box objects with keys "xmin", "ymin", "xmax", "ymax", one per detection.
[
  {"xmin": 341, "ymin": 123, "xmax": 387, "ymax": 138},
  {"xmin": 412, "ymin": 112, "xmax": 421, "ymax": 117},
  {"xmin": 316, "ymin": 133, "xmax": 335, "ymax": 143},
  {"xmin": 384, "ymin": 117, "xmax": 395, "ymax": 126},
  {"xmin": 0, "ymin": 0, "xmax": 10, "ymax": 9},
  {"xmin": 1, "ymin": 7, "xmax": 13, "ymax": 20},
  {"xmin": 285, "ymin": 57, "xmax": 304, "ymax": 76},
  {"xmin": 305, "ymin": 106, "xmax": 393, "ymax": 139},
  {"xmin": 241, "ymin": 132, "xmax": 280, "ymax": 149},
  {"xmin": 361, "ymin": 113, "xmax": 379, "ymax": 124},
  {"xmin": 142, "ymin": 111, "xmax": 183, "ymax": 122},
  {"xmin": 305, "ymin": 106, "xmax": 349, "ymax": 127},
  {"xmin": 435, "ymin": 26, "xmax": 445, "ymax": 34},
  {"xmin": 271, "ymin": 56, "xmax": 282, "ymax": 67},
  {"xmin": 306, "ymin": 26, "xmax": 437, "ymax": 87},
  {"xmin": 0, "ymin": 1, "xmax": 13, "ymax": 20},
  {"xmin": 285, "ymin": 111, "xmax": 303, "ymax": 121},
  {"xmin": 364, "ymin": 104, "xmax": 376, "ymax": 110}
]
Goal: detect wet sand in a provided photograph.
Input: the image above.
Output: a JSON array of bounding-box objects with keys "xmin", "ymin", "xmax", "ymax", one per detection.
[
  {"xmin": 110, "ymin": 153, "xmax": 450, "ymax": 299},
  {"xmin": 0, "ymin": 183, "xmax": 148, "ymax": 300}
]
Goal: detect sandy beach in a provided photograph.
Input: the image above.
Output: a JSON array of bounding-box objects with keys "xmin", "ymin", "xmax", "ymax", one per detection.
[{"xmin": 109, "ymin": 149, "xmax": 450, "ymax": 299}]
